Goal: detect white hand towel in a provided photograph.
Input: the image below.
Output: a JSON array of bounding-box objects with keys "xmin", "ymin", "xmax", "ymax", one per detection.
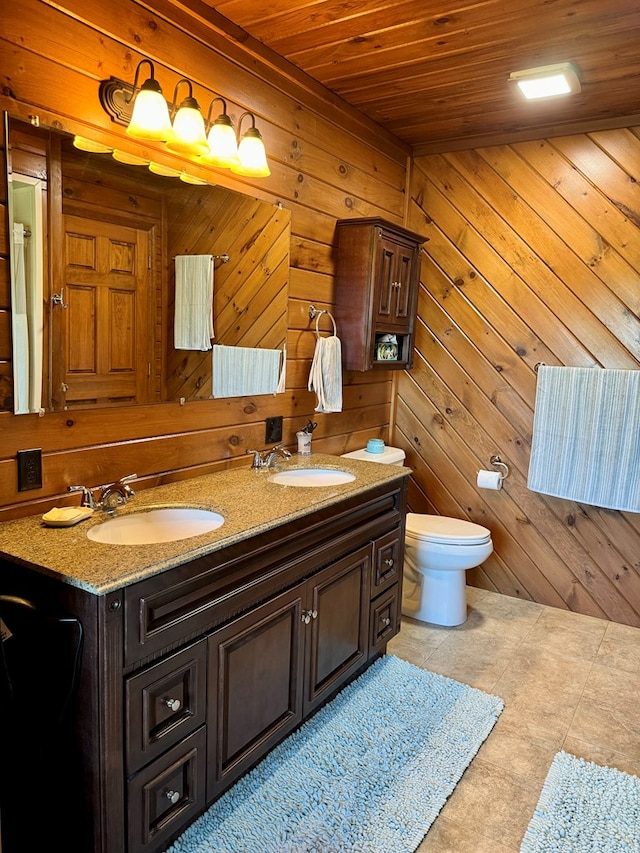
[
  {"xmin": 174, "ymin": 254, "xmax": 214, "ymax": 350},
  {"xmin": 308, "ymin": 334, "xmax": 343, "ymax": 413},
  {"xmin": 11, "ymin": 223, "xmax": 30, "ymax": 414}
]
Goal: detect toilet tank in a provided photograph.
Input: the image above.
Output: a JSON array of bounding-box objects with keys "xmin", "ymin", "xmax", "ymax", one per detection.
[{"xmin": 340, "ymin": 446, "xmax": 406, "ymax": 466}]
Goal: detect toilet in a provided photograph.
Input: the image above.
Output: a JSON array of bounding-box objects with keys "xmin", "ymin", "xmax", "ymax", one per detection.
[{"xmin": 341, "ymin": 445, "xmax": 493, "ymax": 626}]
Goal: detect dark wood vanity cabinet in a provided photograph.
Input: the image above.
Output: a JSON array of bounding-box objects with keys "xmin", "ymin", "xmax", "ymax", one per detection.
[
  {"xmin": 207, "ymin": 545, "xmax": 370, "ymax": 801},
  {"xmin": 0, "ymin": 478, "xmax": 406, "ymax": 853},
  {"xmin": 334, "ymin": 218, "xmax": 427, "ymax": 371}
]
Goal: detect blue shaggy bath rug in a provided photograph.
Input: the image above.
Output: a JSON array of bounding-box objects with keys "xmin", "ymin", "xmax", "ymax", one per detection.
[
  {"xmin": 166, "ymin": 654, "xmax": 503, "ymax": 853},
  {"xmin": 521, "ymin": 751, "xmax": 640, "ymax": 852}
]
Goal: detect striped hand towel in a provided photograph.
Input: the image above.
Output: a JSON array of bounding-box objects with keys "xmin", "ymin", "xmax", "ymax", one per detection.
[
  {"xmin": 212, "ymin": 345, "xmax": 281, "ymax": 398},
  {"xmin": 527, "ymin": 365, "xmax": 640, "ymax": 512},
  {"xmin": 174, "ymin": 254, "xmax": 214, "ymax": 350}
]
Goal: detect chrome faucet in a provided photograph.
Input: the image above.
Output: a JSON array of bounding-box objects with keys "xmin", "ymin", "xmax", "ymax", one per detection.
[
  {"xmin": 246, "ymin": 444, "xmax": 292, "ymax": 470},
  {"xmin": 68, "ymin": 473, "xmax": 137, "ymax": 511}
]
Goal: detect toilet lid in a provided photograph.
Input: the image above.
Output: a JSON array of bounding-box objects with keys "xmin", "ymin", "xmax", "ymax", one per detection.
[{"xmin": 406, "ymin": 513, "xmax": 491, "ymax": 545}]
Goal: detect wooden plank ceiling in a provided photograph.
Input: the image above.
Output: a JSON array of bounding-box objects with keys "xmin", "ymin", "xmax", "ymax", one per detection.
[{"xmin": 207, "ymin": 0, "xmax": 640, "ymax": 153}]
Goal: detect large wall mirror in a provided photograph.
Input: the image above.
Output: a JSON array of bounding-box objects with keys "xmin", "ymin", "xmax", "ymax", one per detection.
[{"xmin": 5, "ymin": 115, "xmax": 290, "ymax": 413}]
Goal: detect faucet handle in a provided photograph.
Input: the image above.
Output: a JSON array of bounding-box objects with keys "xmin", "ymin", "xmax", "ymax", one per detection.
[
  {"xmin": 67, "ymin": 485, "xmax": 97, "ymax": 508},
  {"xmin": 117, "ymin": 473, "xmax": 137, "ymax": 497},
  {"xmin": 270, "ymin": 443, "xmax": 292, "ymax": 460},
  {"xmin": 246, "ymin": 450, "xmax": 264, "ymax": 469}
]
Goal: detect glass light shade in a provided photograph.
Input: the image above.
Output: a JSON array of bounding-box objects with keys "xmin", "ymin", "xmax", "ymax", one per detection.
[
  {"xmin": 179, "ymin": 171, "xmax": 208, "ymax": 185},
  {"xmin": 166, "ymin": 104, "xmax": 209, "ymax": 155},
  {"xmin": 73, "ymin": 136, "xmax": 113, "ymax": 153},
  {"xmin": 231, "ymin": 129, "xmax": 270, "ymax": 177},
  {"xmin": 126, "ymin": 85, "xmax": 173, "ymax": 140},
  {"xmin": 148, "ymin": 162, "xmax": 182, "ymax": 177},
  {"xmin": 112, "ymin": 149, "xmax": 149, "ymax": 165},
  {"xmin": 201, "ymin": 119, "xmax": 238, "ymax": 167}
]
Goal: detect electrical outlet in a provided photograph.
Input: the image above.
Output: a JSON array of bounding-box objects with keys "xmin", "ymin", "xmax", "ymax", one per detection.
[
  {"xmin": 265, "ymin": 416, "xmax": 283, "ymax": 444},
  {"xmin": 17, "ymin": 448, "xmax": 43, "ymax": 491}
]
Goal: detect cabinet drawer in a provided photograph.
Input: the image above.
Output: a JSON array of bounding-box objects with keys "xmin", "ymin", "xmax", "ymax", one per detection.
[
  {"xmin": 126, "ymin": 639, "xmax": 207, "ymax": 774},
  {"xmin": 127, "ymin": 726, "xmax": 206, "ymax": 853},
  {"xmin": 372, "ymin": 529, "xmax": 402, "ymax": 597},
  {"xmin": 369, "ymin": 586, "xmax": 400, "ymax": 657}
]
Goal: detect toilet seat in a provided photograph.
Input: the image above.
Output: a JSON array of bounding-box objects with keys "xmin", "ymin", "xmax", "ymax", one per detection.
[{"xmin": 406, "ymin": 513, "xmax": 491, "ymax": 546}]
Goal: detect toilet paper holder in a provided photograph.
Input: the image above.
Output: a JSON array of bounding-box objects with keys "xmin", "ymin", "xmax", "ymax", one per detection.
[{"xmin": 489, "ymin": 455, "xmax": 509, "ymax": 480}]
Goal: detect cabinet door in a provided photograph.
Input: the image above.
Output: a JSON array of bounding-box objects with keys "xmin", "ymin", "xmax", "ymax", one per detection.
[
  {"xmin": 374, "ymin": 232, "xmax": 419, "ymax": 329},
  {"xmin": 206, "ymin": 584, "xmax": 306, "ymax": 800},
  {"xmin": 304, "ymin": 545, "xmax": 371, "ymax": 714}
]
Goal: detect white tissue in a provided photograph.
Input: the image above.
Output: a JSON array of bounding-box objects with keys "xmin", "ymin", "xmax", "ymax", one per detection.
[{"xmin": 477, "ymin": 470, "xmax": 503, "ymax": 490}]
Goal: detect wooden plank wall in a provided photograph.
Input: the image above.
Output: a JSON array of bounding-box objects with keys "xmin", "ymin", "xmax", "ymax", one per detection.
[
  {"xmin": 0, "ymin": 0, "xmax": 408, "ymax": 520},
  {"xmin": 403, "ymin": 130, "xmax": 640, "ymax": 626}
]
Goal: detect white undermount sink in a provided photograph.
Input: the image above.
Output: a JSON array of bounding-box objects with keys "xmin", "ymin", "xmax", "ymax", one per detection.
[
  {"xmin": 268, "ymin": 468, "xmax": 356, "ymax": 487},
  {"xmin": 87, "ymin": 507, "xmax": 224, "ymax": 545}
]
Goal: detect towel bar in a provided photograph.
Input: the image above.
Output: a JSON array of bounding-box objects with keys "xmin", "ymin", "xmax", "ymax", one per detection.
[{"xmin": 172, "ymin": 253, "xmax": 229, "ymax": 263}]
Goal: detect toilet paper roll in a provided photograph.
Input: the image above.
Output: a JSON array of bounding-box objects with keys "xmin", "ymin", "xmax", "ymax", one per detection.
[{"xmin": 477, "ymin": 469, "xmax": 503, "ymax": 490}]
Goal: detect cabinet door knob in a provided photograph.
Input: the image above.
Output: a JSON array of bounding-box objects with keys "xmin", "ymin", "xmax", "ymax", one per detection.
[
  {"xmin": 381, "ymin": 616, "xmax": 391, "ymax": 627},
  {"xmin": 384, "ymin": 558, "xmax": 394, "ymax": 567},
  {"xmin": 165, "ymin": 789, "xmax": 180, "ymax": 804},
  {"xmin": 301, "ymin": 611, "xmax": 310, "ymax": 624},
  {"xmin": 164, "ymin": 697, "xmax": 182, "ymax": 712}
]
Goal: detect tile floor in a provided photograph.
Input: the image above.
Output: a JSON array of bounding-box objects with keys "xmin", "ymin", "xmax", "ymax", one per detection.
[{"xmin": 387, "ymin": 586, "xmax": 640, "ymax": 852}]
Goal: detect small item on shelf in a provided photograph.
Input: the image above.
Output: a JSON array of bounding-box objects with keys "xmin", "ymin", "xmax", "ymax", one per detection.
[
  {"xmin": 366, "ymin": 439, "xmax": 385, "ymax": 454},
  {"xmin": 376, "ymin": 334, "xmax": 398, "ymax": 361}
]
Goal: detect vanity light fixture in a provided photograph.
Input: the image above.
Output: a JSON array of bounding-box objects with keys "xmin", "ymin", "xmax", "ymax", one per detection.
[
  {"xmin": 509, "ymin": 62, "xmax": 581, "ymax": 100},
  {"xmin": 98, "ymin": 62, "xmax": 271, "ymax": 176},
  {"xmin": 166, "ymin": 79, "xmax": 209, "ymax": 156},
  {"xmin": 200, "ymin": 97, "xmax": 239, "ymax": 168},
  {"xmin": 231, "ymin": 112, "xmax": 271, "ymax": 177}
]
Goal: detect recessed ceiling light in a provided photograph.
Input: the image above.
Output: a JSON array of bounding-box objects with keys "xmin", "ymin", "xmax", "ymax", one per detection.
[{"xmin": 509, "ymin": 62, "xmax": 581, "ymax": 100}]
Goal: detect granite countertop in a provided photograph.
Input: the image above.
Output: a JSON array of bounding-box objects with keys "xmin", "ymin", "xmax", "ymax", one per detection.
[{"xmin": 0, "ymin": 454, "xmax": 408, "ymax": 596}]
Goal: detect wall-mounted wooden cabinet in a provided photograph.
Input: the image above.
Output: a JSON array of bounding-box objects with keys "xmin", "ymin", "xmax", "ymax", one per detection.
[{"xmin": 334, "ymin": 218, "xmax": 428, "ymax": 371}]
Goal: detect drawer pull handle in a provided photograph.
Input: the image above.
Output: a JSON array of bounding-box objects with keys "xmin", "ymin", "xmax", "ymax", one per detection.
[
  {"xmin": 165, "ymin": 790, "xmax": 180, "ymax": 805},
  {"xmin": 384, "ymin": 558, "xmax": 394, "ymax": 567},
  {"xmin": 164, "ymin": 697, "xmax": 182, "ymax": 712}
]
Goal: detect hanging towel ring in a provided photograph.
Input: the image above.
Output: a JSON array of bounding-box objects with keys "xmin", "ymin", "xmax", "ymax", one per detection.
[
  {"xmin": 309, "ymin": 305, "xmax": 337, "ymax": 337},
  {"xmin": 315, "ymin": 310, "xmax": 337, "ymax": 338}
]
